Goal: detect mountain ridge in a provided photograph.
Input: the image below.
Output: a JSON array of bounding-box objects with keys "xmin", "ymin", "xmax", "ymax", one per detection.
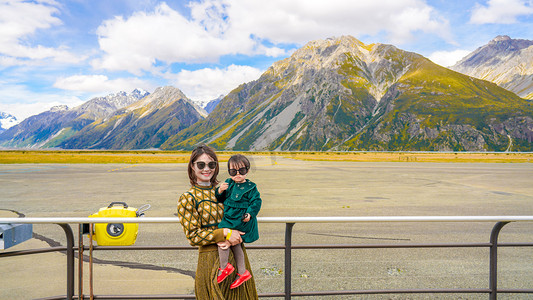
[
  {"xmin": 0, "ymin": 89, "xmax": 149, "ymax": 148},
  {"xmin": 451, "ymin": 35, "xmax": 533, "ymax": 99},
  {"xmin": 2, "ymin": 35, "xmax": 532, "ymax": 151},
  {"xmin": 162, "ymin": 36, "xmax": 533, "ymax": 151},
  {"xmin": 56, "ymin": 86, "xmax": 204, "ymax": 149}
]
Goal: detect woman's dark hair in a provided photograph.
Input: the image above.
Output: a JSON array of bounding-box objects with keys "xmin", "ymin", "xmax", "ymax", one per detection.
[
  {"xmin": 188, "ymin": 144, "xmax": 219, "ymax": 186},
  {"xmin": 227, "ymin": 154, "xmax": 250, "ymax": 170}
]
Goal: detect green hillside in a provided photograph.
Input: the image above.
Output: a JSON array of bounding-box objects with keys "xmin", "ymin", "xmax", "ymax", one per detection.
[{"xmin": 162, "ymin": 36, "xmax": 533, "ymax": 152}]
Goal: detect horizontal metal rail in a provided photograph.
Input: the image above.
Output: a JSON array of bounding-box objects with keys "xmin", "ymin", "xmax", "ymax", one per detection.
[
  {"xmin": 2, "ymin": 215, "xmax": 533, "ymax": 223},
  {"xmin": 1, "ymin": 216, "xmax": 533, "ymax": 300}
]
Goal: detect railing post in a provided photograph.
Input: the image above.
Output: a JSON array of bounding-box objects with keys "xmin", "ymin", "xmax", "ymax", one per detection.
[
  {"xmin": 489, "ymin": 221, "xmax": 510, "ymax": 300},
  {"xmin": 58, "ymin": 224, "xmax": 75, "ymax": 300},
  {"xmin": 284, "ymin": 223, "xmax": 295, "ymax": 300},
  {"xmin": 78, "ymin": 224, "xmax": 84, "ymax": 300}
]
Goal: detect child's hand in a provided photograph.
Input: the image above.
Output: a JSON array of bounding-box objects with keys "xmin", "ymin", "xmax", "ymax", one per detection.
[
  {"xmin": 242, "ymin": 213, "xmax": 251, "ymax": 222},
  {"xmin": 217, "ymin": 240, "xmax": 231, "ymax": 250},
  {"xmin": 218, "ymin": 182, "xmax": 229, "ymax": 193}
]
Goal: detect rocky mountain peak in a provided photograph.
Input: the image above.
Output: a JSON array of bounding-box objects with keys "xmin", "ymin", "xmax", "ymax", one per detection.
[
  {"xmin": 490, "ymin": 35, "xmax": 511, "ymax": 43},
  {"xmin": 486, "ymin": 35, "xmax": 533, "ymax": 52},
  {"xmin": 125, "ymin": 85, "xmax": 207, "ymax": 117},
  {"xmin": 50, "ymin": 105, "xmax": 69, "ymax": 112},
  {"xmin": 270, "ymin": 36, "xmax": 371, "ymax": 74},
  {"xmin": 151, "ymin": 86, "xmax": 187, "ymax": 99},
  {"xmin": 455, "ymin": 36, "xmax": 533, "ymax": 68},
  {"xmin": 75, "ymin": 89, "xmax": 149, "ymax": 120},
  {"xmin": 128, "ymin": 86, "xmax": 187, "ymax": 110},
  {"xmin": 266, "ymin": 35, "xmax": 415, "ymax": 102},
  {"xmin": 451, "ymin": 36, "xmax": 533, "ymax": 99},
  {"xmin": 132, "ymin": 88, "xmax": 149, "ymax": 98},
  {"xmin": 302, "ymin": 35, "xmax": 367, "ymax": 53}
]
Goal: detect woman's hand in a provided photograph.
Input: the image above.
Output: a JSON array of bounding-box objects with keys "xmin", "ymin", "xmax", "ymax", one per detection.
[{"xmin": 224, "ymin": 228, "xmax": 244, "ymax": 245}]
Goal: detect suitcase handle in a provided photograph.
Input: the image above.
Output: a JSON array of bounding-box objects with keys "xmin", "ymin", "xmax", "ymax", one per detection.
[{"xmin": 108, "ymin": 202, "xmax": 128, "ymax": 208}]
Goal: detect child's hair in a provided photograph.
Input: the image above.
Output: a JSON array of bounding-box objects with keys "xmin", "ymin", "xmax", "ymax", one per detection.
[
  {"xmin": 227, "ymin": 154, "xmax": 250, "ymax": 170},
  {"xmin": 188, "ymin": 144, "xmax": 219, "ymax": 186}
]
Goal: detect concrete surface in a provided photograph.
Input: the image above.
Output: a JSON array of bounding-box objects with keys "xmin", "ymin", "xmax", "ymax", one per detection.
[{"xmin": 0, "ymin": 156, "xmax": 532, "ymax": 299}]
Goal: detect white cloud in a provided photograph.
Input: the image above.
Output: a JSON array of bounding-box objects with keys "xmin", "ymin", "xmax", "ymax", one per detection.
[
  {"xmin": 1, "ymin": 72, "xmax": 157, "ymax": 123},
  {"xmin": 93, "ymin": 0, "xmax": 451, "ymax": 74},
  {"xmin": 93, "ymin": 3, "xmax": 265, "ymax": 74},
  {"xmin": 0, "ymin": 55, "xmax": 20, "ymax": 67},
  {"xmin": 0, "ymin": 83, "xmax": 84, "ymax": 122},
  {"xmin": 226, "ymin": 0, "xmax": 452, "ymax": 44},
  {"xmin": 470, "ymin": 0, "xmax": 533, "ymax": 24},
  {"xmin": 387, "ymin": 5, "xmax": 453, "ymax": 45},
  {"xmin": 53, "ymin": 74, "xmax": 156, "ymax": 94},
  {"xmin": 0, "ymin": 0, "xmax": 61, "ymax": 45},
  {"xmin": 173, "ymin": 65, "xmax": 263, "ymax": 101},
  {"xmin": 428, "ymin": 49, "xmax": 472, "ymax": 67},
  {"xmin": 0, "ymin": 0, "xmax": 82, "ymax": 64},
  {"xmin": 0, "ymin": 101, "xmax": 77, "ymax": 125}
]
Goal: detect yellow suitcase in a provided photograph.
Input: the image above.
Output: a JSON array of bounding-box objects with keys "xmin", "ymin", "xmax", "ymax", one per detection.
[{"xmin": 89, "ymin": 202, "xmax": 139, "ymax": 246}]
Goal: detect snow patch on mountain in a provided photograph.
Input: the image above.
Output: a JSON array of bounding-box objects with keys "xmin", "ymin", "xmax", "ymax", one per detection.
[
  {"xmin": 0, "ymin": 112, "xmax": 18, "ymax": 131},
  {"xmin": 78, "ymin": 89, "xmax": 149, "ymax": 120}
]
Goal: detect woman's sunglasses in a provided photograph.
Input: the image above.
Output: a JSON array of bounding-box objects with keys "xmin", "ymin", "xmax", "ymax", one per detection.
[
  {"xmin": 195, "ymin": 161, "xmax": 217, "ymax": 170},
  {"xmin": 228, "ymin": 167, "xmax": 248, "ymax": 176}
]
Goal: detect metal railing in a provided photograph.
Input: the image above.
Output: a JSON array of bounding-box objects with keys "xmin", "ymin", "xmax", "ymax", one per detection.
[{"xmin": 1, "ymin": 216, "xmax": 533, "ymax": 300}]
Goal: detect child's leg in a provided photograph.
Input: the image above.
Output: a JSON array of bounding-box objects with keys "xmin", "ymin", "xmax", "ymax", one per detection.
[
  {"xmin": 231, "ymin": 244, "xmax": 246, "ymax": 274},
  {"xmin": 217, "ymin": 244, "xmax": 235, "ymax": 283},
  {"xmin": 218, "ymin": 246, "xmax": 230, "ymax": 271}
]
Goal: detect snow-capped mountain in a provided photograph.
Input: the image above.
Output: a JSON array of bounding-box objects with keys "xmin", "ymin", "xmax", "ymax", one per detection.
[
  {"xmin": 0, "ymin": 89, "xmax": 150, "ymax": 148},
  {"xmin": 204, "ymin": 95, "xmax": 223, "ymax": 114},
  {"xmin": 451, "ymin": 35, "xmax": 533, "ymax": 99},
  {"xmin": 0, "ymin": 112, "xmax": 18, "ymax": 132},
  {"xmin": 76, "ymin": 88, "xmax": 150, "ymax": 120},
  {"xmin": 59, "ymin": 86, "xmax": 204, "ymax": 149},
  {"xmin": 0, "ymin": 85, "xmax": 211, "ymax": 149},
  {"xmin": 0, "ymin": 87, "xmax": 207, "ymax": 150},
  {"xmin": 189, "ymin": 95, "xmax": 223, "ymax": 114}
]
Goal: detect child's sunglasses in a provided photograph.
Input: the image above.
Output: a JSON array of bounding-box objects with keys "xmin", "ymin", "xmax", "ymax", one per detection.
[
  {"xmin": 195, "ymin": 161, "xmax": 217, "ymax": 170},
  {"xmin": 228, "ymin": 167, "xmax": 248, "ymax": 176}
]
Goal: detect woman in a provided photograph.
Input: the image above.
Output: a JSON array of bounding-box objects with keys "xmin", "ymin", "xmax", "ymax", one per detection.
[{"xmin": 177, "ymin": 144, "xmax": 258, "ymax": 299}]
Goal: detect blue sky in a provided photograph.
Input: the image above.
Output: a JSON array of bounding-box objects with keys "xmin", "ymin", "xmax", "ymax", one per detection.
[{"xmin": 1, "ymin": 0, "xmax": 532, "ymax": 125}]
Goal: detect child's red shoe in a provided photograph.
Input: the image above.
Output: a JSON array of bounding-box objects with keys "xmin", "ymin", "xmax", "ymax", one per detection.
[
  {"xmin": 230, "ymin": 270, "xmax": 252, "ymax": 289},
  {"xmin": 217, "ymin": 263, "xmax": 235, "ymax": 283}
]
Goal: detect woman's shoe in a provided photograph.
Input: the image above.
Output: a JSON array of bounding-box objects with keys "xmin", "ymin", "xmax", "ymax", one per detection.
[
  {"xmin": 230, "ymin": 270, "xmax": 252, "ymax": 289},
  {"xmin": 217, "ymin": 263, "xmax": 235, "ymax": 283}
]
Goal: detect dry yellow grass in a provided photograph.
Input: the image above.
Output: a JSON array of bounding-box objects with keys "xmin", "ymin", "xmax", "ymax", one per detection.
[
  {"xmin": 280, "ymin": 151, "xmax": 533, "ymax": 163},
  {"xmin": 0, "ymin": 150, "xmax": 531, "ymax": 164},
  {"xmin": 0, "ymin": 151, "xmax": 190, "ymax": 164}
]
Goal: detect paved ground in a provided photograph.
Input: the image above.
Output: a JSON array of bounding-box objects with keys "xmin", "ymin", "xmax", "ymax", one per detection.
[{"xmin": 0, "ymin": 157, "xmax": 532, "ymax": 299}]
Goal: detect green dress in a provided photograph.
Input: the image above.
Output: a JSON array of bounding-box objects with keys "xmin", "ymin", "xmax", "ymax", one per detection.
[
  {"xmin": 177, "ymin": 185, "xmax": 258, "ymax": 300},
  {"xmin": 216, "ymin": 179, "xmax": 262, "ymax": 243}
]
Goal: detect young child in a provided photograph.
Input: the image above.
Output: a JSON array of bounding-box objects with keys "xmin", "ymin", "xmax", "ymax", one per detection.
[{"xmin": 215, "ymin": 154, "xmax": 262, "ymax": 289}]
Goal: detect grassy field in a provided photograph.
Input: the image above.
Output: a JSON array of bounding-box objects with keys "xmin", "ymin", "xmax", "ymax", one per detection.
[
  {"xmin": 279, "ymin": 151, "xmax": 533, "ymax": 163},
  {"xmin": 0, "ymin": 150, "xmax": 532, "ymax": 163}
]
